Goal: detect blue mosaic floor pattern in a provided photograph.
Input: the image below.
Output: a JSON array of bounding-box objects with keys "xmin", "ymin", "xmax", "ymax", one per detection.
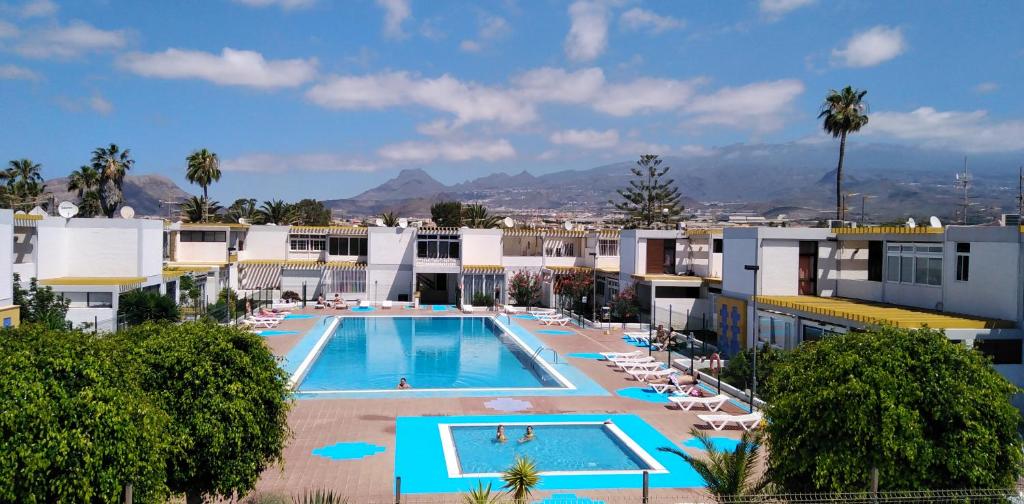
[
  {"xmin": 681, "ymin": 436, "xmax": 741, "ymax": 452},
  {"xmin": 616, "ymin": 387, "xmax": 672, "ymax": 404},
  {"xmin": 284, "ymin": 314, "xmax": 316, "ymax": 319},
  {"xmin": 258, "ymin": 330, "xmax": 299, "ymax": 337},
  {"xmin": 566, "ymin": 352, "xmax": 605, "ymax": 360},
  {"xmin": 312, "ymin": 441, "xmax": 385, "ymax": 460}
]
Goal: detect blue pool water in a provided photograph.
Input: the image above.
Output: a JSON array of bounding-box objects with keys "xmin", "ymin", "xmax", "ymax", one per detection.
[
  {"xmin": 450, "ymin": 424, "xmax": 650, "ymax": 474},
  {"xmin": 298, "ymin": 317, "xmax": 563, "ymax": 391}
]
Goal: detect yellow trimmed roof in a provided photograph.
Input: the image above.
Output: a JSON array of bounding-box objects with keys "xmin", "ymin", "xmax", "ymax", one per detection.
[
  {"xmin": 290, "ymin": 226, "xmax": 367, "ymax": 235},
  {"xmin": 504, "ymin": 229, "xmax": 587, "ymax": 238},
  {"xmin": 239, "ymin": 259, "xmax": 366, "ymax": 269},
  {"xmin": 704, "ymin": 276, "xmax": 722, "ymax": 284},
  {"xmin": 40, "ymin": 276, "xmax": 146, "ymax": 286},
  {"xmin": 165, "ymin": 261, "xmax": 227, "ymax": 268},
  {"xmin": 463, "ymin": 264, "xmax": 504, "ymax": 273},
  {"xmin": 686, "ymin": 228, "xmax": 723, "ymax": 236},
  {"xmin": 596, "ymin": 266, "xmax": 619, "ymax": 274},
  {"xmin": 755, "ymin": 295, "xmax": 1015, "ymax": 330},
  {"xmin": 175, "ymin": 222, "xmax": 249, "ymax": 229},
  {"xmin": 14, "ymin": 213, "xmax": 43, "ymax": 221},
  {"xmin": 545, "ymin": 265, "xmax": 593, "ymax": 273},
  {"xmin": 631, "ymin": 273, "xmax": 703, "ymax": 283},
  {"xmin": 595, "ymin": 229, "xmax": 621, "ymax": 238},
  {"xmin": 833, "ymin": 226, "xmax": 943, "ymax": 236}
]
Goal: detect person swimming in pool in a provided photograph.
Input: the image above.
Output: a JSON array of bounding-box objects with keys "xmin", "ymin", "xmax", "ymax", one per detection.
[
  {"xmin": 397, "ymin": 377, "xmax": 411, "ymax": 389},
  {"xmin": 519, "ymin": 425, "xmax": 535, "ymax": 443},
  {"xmin": 496, "ymin": 425, "xmax": 507, "ymax": 443}
]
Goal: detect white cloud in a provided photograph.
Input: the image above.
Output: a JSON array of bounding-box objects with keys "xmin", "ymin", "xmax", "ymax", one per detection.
[
  {"xmin": 0, "ymin": 20, "xmax": 17, "ymax": 38},
  {"xmin": 869, "ymin": 107, "xmax": 1024, "ymax": 153},
  {"xmin": 512, "ymin": 66, "xmax": 605, "ymax": 104},
  {"xmin": 460, "ymin": 14, "xmax": 510, "ymax": 53},
  {"xmin": 974, "ymin": 82, "xmax": 999, "ymax": 94},
  {"xmin": 222, "ymin": 153, "xmax": 379, "ymax": 172},
  {"xmin": 378, "ymin": 139, "xmax": 516, "ymax": 163},
  {"xmin": 17, "ymin": 0, "xmax": 57, "ymax": 17},
  {"xmin": 685, "ymin": 79, "xmax": 805, "ymax": 132},
  {"xmin": 15, "ymin": 20, "xmax": 126, "ymax": 59},
  {"xmin": 375, "ymin": 0, "xmax": 411, "ymax": 39},
  {"xmin": 118, "ymin": 48, "xmax": 318, "ymax": 89},
  {"xmin": 231, "ymin": 0, "xmax": 316, "ymax": 9},
  {"xmin": 620, "ymin": 8, "xmax": 683, "ymax": 33},
  {"xmin": 564, "ymin": 0, "xmax": 609, "ymax": 62},
  {"xmin": 459, "ymin": 40, "xmax": 482, "ymax": 53},
  {"xmin": 54, "ymin": 93, "xmax": 113, "ymax": 114},
  {"xmin": 677, "ymin": 144, "xmax": 717, "ymax": 157},
  {"xmin": 0, "ymin": 63, "xmax": 38, "ymax": 80},
  {"xmin": 307, "ymin": 72, "xmax": 535, "ymax": 127},
  {"xmin": 594, "ymin": 77, "xmax": 703, "ymax": 116},
  {"xmin": 759, "ymin": 0, "xmax": 814, "ymax": 17},
  {"xmin": 831, "ymin": 25, "xmax": 906, "ymax": 68},
  {"xmin": 89, "ymin": 95, "xmax": 112, "ymax": 115},
  {"xmin": 550, "ymin": 128, "xmax": 619, "ymax": 149}
]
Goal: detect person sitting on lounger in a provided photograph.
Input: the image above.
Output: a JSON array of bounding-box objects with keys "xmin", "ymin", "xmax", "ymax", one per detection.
[
  {"xmin": 496, "ymin": 425, "xmax": 507, "ymax": 443},
  {"xmin": 519, "ymin": 426, "xmax": 535, "ymax": 443},
  {"xmin": 397, "ymin": 377, "xmax": 411, "ymax": 389},
  {"xmin": 688, "ymin": 375, "xmax": 703, "ymax": 397},
  {"xmin": 333, "ymin": 293, "xmax": 342, "ymax": 306}
]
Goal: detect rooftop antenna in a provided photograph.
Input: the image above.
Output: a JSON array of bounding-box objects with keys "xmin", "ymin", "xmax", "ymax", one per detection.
[
  {"xmin": 955, "ymin": 157, "xmax": 971, "ymax": 225},
  {"xmin": 906, "ymin": 217, "xmax": 917, "ymax": 229},
  {"xmin": 1017, "ymin": 166, "xmax": 1024, "ymax": 217}
]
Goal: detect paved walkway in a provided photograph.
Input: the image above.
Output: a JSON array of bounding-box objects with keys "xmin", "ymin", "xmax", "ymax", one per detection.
[{"xmin": 249, "ymin": 307, "xmax": 744, "ymax": 502}]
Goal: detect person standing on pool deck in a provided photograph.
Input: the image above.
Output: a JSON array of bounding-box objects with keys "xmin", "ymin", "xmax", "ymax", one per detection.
[
  {"xmin": 519, "ymin": 426, "xmax": 535, "ymax": 443},
  {"xmin": 496, "ymin": 425, "xmax": 507, "ymax": 443},
  {"xmin": 397, "ymin": 377, "xmax": 411, "ymax": 389}
]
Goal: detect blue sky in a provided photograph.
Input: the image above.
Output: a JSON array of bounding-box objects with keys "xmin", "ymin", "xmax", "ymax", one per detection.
[{"xmin": 0, "ymin": 0, "xmax": 1021, "ymax": 201}]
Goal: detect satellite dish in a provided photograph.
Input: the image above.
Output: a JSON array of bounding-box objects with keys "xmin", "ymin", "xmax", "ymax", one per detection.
[
  {"xmin": 120, "ymin": 206, "xmax": 135, "ymax": 219},
  {"xmin": 563, "ymin": 220, "xmax": 573, "ymax": 231},
  {"xmin": 238, "ymin": 218, "xmax": 249, "ymax": 225},
  {"xmin": 28, "ymin": 206, "xmax": 46, "ymax": 216},
  {"xmin": 14, "ymin": 210, "xmax": 26, "ymax": 215},
  {"xmin": 929, "ymin": 216, "xmax": 942, "ymax": 228},
  {"xmin": 503, "ymin": 216, "xmax": 514, "ymax": 228},
  {"xmin": 906, "ymin": 217, "xmax": 917, "ymax": 229},
  {"xmin": 57, "ymin": 201, "xmax": 79, "ymax": 219},
  {"xmin": 374, "ymin": 218, "xmax": 385, "ymax": 227},
  {"xmin": 398, "ymin": 218, "xmax": 408, "ymax": 228}
]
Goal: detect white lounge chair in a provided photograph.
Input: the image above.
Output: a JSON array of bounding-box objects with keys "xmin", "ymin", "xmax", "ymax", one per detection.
[
  {"xmin": 627, "ymin": 367, "xmax": 675, "ymax": 382},
  {"xmin": 698, "ymin": 412, "xmax": 763, "ymax": 432},
  {"xmin": 359, "ymin": 300, "xmax": 370, "ymax": 308},
  {"xmin": 540, "ymin": 315, "xmax": 571, "ymax": 326},
  {"xmin": 382, "ymin": 300, "xmax": 393, "ymax": 310},
  {"xmin": 669, "ymin": 394, "xmax": 731, "ymax": 412},
  {"xmin": 462, "ymin": 304, "xmax": 476, "ymax": 313},
  {"xmin": 650, "ymin": 374, "xmax": 694, "ymax": 395},
  {"xmin": 619, "ymin": 360, "xmax": 664, "ymax": 372},
  {"xmin": 243, "ymin": 318, "xmax": 279, "ymax": 329},
  {"xmin": 504, "ymin": 305, "xmax": 526, "ymax": 314},
  {"xmin": 599, "ymin": 350, "xmax": 642, "ymax": 360},
  {"xmin": 608, "ymin": 354, "xmax": 655, "ymax": 364}
]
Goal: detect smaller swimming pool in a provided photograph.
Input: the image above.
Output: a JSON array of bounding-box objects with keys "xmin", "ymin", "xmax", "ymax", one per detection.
[{"xmin": 440, "ymin": 422, "xmax": 665, "ymax": 477}]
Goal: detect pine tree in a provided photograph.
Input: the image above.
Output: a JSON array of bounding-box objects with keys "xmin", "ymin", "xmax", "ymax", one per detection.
[{"xmin": 611, "ymin": 154, "xmax": 683, "ymax": 228}]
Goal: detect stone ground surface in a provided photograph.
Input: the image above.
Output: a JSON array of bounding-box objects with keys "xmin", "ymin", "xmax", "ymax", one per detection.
[{"xmin": 249, "ymin": 307, "xmax": 747, "ymax": 503}]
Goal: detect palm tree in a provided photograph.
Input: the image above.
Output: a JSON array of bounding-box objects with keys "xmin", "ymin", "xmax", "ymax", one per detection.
[
  {"xmin": 258, "ymin": 199, "xmax": 293, "ymax": 225},
  {"xmin": 462, "ymin": 204, "xmax": 501, "ymax": 229},
  {"xmin": 67, "ymin": 165, "xmax": 103, "ymax": 217},
  {"xmin": 501, "ymin": 456, "xmax": 540, "ymax": 503},
  {"xmin": 181, "ymin": 196, "xmax": 221, "ymax": 223},
  {"xmin": 659, "ymin": 428, "xmax": 768, "ymax": 500},
  {"xmin": 462, "ymin": 481, "xmax": 500, "ymax": 504},
  {"xmin": 380, "ymin": 211, "xmax": 400, "ymax": 227},
  {"xmin": 7, "ymin": 159, "xmax": 45, "ymax": 211},
  {"xmin": 819, "ymin": 86, "xmax": 869, "ymax": 221},
  {"xmin": 226, "ymin": 197, "xmax": 261, "ymax": 224},
  {"xmin": 185, "ymin": 148, "xmax": 221, "ymax": 222},
  {"xmin": 90, "ymin": 143, "xmax": 134, "ymax": 218}
]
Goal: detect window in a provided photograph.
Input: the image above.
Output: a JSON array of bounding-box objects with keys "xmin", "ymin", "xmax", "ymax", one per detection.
[
  {"xmin": 974, "ymin": 338, "xmax": 1022, "ymax": 365},
  {"xmin": 655, "ymin": 286, "xmax": 700, "ymax": 298},
  {"xmin": 289, "ymin": 234, "xmax": 325, "ymax": 252},
  {"xmin": 323, "ymin": 269, "xmax": 367, "ymax": 294},
  {"xmin": 180, "ymin": 230, "xmax": 226, "ymax": 242},
  {"xmin": 328, "ymin": 237, "xmax": 368, "ymax": 256},
  {"xmin": 867, "ymin": 241, "xmax": 883, "ymax": 282},
  {"xmin": 956, "ymin": 242, "xmax": 970, "ymax": 281},
  {"xmin": 416, "ymin": 234, "xmax": 460, "ymax": 259},
  {"xmin": 712, "ymin": 239, "xmax": 723, "ymax": 253},
  {"xmin": 544, "ymin": 239, "xmax": 577, "ymax": 257},
  {"xmin": 87, "ymin": 292, "xmax": 112, "ymax": 308},
  {"xmin": 598, "ymin": 239, "xmax": 619, "ymax": 256},
  {"xmin": 885, "ymin": 242, "xmax": 942, "ymax": 286}
]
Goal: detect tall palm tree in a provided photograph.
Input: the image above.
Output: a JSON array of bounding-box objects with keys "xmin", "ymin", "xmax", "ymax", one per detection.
[
  {"xmin": 226, "ymin": 197, "xmax": 261, "ymax": 224},
  {"xmin": 181, "ymin": 196, "xmax": 221, "ymax": 223},
  {"xmin": 185, "ymin": 148, "xmax": 221, "ymax": 222},
  {"xmin": 819, "ymin": 86, "xmax": 869, "ymax": 221},
  {"xmin": 659, "ymin": 428, "xmax": 768, "ymax": 501},
  {"xmin": 67, "ymin": 165, "xmax": 103, "ymax": 217},
  {"xmin": 90, "ymin": 143, "xmax": 134, "ymax": 217},
  {"xmin": 462, "ymin": 204, "xmax": 501, "ymax": 229},
  {"xmin": 258, "ymin": 199, "xmax": 293, "ymax": 225},
  {"xmin": 7, "ymin": 159, "xmax": 45, "ymax": 211},
  {"xmin": 501, "ymin": 456, "xmax": 540, "ymax": 503}
]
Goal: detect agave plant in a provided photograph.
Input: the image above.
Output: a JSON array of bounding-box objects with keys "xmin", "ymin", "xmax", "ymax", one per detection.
[
  {"xmin": 462, "ymin": 481, "xmax": 501, "ymax": 504},
  {"xmin": 380, "ymin": 211, "xmax": 400, "ymax": 227},
  {"xmin": 293, "ymin": 489, "xmax": 348, "ymax": 504},
  {"xmin": 659, "ymin": 428, "xmax": 768, "ymax": 500},
  {"xmin": 501, "ymin": 455, "xmax": 540, "ymax": 503}
]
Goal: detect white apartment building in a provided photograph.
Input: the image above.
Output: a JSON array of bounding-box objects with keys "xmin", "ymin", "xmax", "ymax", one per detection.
[{"xmin": 0, "ymin": 210, "xmax": 18, "ymax": 327}]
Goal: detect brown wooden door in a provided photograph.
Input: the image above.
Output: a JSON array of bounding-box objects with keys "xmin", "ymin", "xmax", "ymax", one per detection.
[
  {"xmin": 798, "ymin": 255, "xmax": 815, "ymax": 295},
  {"xmin": 646, "ymin": 239, "xmax": 664, "ymax": 274}
]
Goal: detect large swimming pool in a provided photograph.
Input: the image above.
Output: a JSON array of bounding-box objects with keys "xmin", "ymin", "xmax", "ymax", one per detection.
[{"xmin": 296, "ymin": 317, "xmax": 568, "ymax": 392}]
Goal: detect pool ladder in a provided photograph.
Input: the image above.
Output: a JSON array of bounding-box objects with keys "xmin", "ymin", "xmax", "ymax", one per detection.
[{"xmin": 530, "ymin": 346, "xmax": 559, "ymax": 371}]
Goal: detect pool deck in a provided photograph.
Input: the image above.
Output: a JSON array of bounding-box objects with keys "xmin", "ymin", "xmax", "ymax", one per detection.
[{"xmin": 251, "ymin": 306, "xmax": 748, "ymax": 502}]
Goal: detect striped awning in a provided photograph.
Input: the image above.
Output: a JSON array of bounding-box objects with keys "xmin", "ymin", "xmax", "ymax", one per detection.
[
  {"xmin": 755, "ymin": 295, "xmax": 1015, "ymax": 330},
  {"xmin": 289, "ymin": 226, "xmax": 367, "ymax": 235},
  {"xmin": 504, "ymin": 228, "xmax": 587, "ymax": 238},
  {"xmin": 416, "ymin": 227, "xmax": 460, "ymax": 235},
  {"xmin": 240, "ymin": 263, "xmax": 281, "ymax": 290},
  {"xmin": 545, "ymin": 266, "xmax": 593, "ymax": 274},
  {"xmin": 463, "ymin": 265, "xmax": 505, "ymax": 274},
  {"xmin": 14, "ymin": 214, "xmax": 42, "ymax": 227},
  {"xmin": 685, "ymin": 228, "xmax": 723, "ymax": 236},
  {"xmin": 833, "ymin": 226, "xmax": 943, "ymax": 236},
  {"xmin": 239, "ymin": 259, "xmax": 365, "ymax": 270},
  {"xmin": 595, "ymin": 229, "xmax": 620, "ymax": 238}
]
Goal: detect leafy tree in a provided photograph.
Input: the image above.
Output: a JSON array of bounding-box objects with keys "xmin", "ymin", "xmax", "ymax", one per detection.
[
  {"xmin": 719, "ymin": 344, "xmax": 786, "ymax": 401},
  {"xmin": 124, "ymin": 322, "xmax": 292, "ymax": 504},
  {"xmin": 185, "ymin": 148, "xmax": 222, "ymax": 222},
  {"xmin": 501, "ymin": 456, "xmax": 539, "ymax": 503},
  {"xmin": 819, "ymin": 86, "xmax": 869, "ymax": 220},
  {"xmin": 553, "ymin": 268, "xmax": 593, "ymax": 314},
  {"xmin": 507, "ymin": 270, "xmax": 542, "ymax": 307},
  {"xmin": 0, "ymin": 325, "xmax": 170, "ymax": 502},
  {"xmin": 430, "ymin": 200, "xmax": 463, "ymax": 227},
  {"xmin": 90, "ymin": 143, "xmax": 134, "ymax": 218},
  {"xmin": 611, "ymin": 154, "xmax": 683, "ymax": 229},
  {"xmin": 380, "ymin": 211, "xmax": 399, "ymax": 227},
  {"xmin": 226, "ymin": 198, "xmax": 261, "ymax": 224},
  {"xmin": 177, "ymin": 274, "xmax": 202, "ymax": 309},
  {"xmin": 6, "ymin": 159, "xmax": 45, "ymax": 211},
  {"xmin": 765, "ymin": 326, "xmax": 1023, "ymax": 492},
  {"xmin": 12, "ymin": 274, "xmax": 69, "ymax": 329},
  {"xmin": 609, "ymin": 286, "xmax": 640, "ymax": 323},
  {"xmin": 290, "ymin": 198, "xmax": 331, "ymax": 226},
  {"xmin": 67, "ymin": 165, "xmax": 103, "ymax": 217},
  {"xmin": 462, "ymin": 204, "xmax": 501, "ymax": 229},
  {"xmin": 181, "ymin": 196, "xmax": 221, "ymax": 223},
  {"xmin": 659, "ymin": 428, "xmax": 768, "ymax": 500},
  {"xmin": 258, "ymin": 199, "xmax": 294, "ymax": 225},
  {"xmin": 118, "ymin": 289, "xmax": 180, "ymax": 326}
]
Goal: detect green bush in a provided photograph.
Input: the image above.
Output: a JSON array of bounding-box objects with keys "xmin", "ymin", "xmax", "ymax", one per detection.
[
  {"xmin": 118, "ymin": 289, "xmax": 180, "ymax": 326},
  {"xmin": 471, "ymin": 292, "xmax": 494, "ymax": 307},
  {"xmin": 719, "ymin": 345, "xmax": 786, "ymax": 401}
]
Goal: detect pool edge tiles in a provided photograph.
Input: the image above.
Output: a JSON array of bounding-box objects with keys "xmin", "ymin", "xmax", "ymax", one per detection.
[
  {"xmin": 289, "ymin": 315, "xmax": 609, "ymax": 399},
  {"xmin": 395, "ymin": 413, "xmax": 705, "ymax": 494}
]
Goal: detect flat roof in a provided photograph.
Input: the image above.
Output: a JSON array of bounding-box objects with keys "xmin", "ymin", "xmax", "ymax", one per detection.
[
  {"xmin": 238, "ymin": 259, "xmax": 366, "ymax": 269},
  {"xmin": 833, "ymin": 226, "xmax": 944, "ymax": 237},
  {"xmin": 755, "ymin": 295, "xmax": 1015, "ymax": 330},
  {"xmin": 631, "ymin": 274, "xmax": 703, "ymax": 284},
  {"xmin": 40, "ymin": 276, "xmax": 146, "ymax": 286}
]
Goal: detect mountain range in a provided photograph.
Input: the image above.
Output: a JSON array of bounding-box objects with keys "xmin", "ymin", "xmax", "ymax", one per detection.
[{"xmin": 42, "ymin": 174, "xmax": 191, "ymax": 217}]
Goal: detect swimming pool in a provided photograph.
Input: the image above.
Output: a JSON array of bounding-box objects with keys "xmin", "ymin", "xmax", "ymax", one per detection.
[
  {"xmin": 441, "ymin": 422, "xmax": 662, "ymax": 477},
  {"xmin": 295, "ymin": 317, "xmax": 571, "ymax": 393}
]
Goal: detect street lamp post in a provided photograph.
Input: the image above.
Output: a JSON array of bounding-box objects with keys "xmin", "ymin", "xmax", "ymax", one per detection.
[
  {"xmin": 588, "ymin": 252, "xmax": 597, "ymax": 327},
  {"xmin": 744, "ymin": 264, "xmax": 760, "ymax": 411}
]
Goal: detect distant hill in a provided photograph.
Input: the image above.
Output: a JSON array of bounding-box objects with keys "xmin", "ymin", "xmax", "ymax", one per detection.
[{"xmin": 44, "ymin": 174, "xmax": 192, "ymax": 217}]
